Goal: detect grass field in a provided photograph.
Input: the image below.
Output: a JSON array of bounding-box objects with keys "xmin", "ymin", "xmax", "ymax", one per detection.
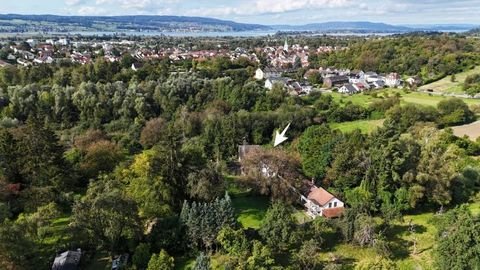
[
  {"xmin": 331, "ymin": 119, "xmax": 384, "ymax": 134},
  {"xmin": 232, "ymin": 195, "xmax": 270, "ymax": 229},
  {"xmin": 329, "ymin": 89, "xmax": 480, "ymax": 107},
  {"xmin": 452, "ymin": 120, "xmax": 480, "ymax": 141},
  {"xmin": 419, "ymin": 66, "xmax": 480, "ymax": 94}
]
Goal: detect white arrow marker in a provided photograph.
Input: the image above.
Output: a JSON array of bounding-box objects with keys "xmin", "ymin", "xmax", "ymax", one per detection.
[{"xmin": 274, "ymin": 123, "xmax": 291, "ymax": 147}]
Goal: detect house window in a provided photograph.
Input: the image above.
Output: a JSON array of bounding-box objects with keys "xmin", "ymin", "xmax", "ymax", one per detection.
[
  {"xmin": 334, "ymin": 202, "xmax": 337, "ymax": 207},
  {"xmin": 328, "ymin": 202, "xmax": 332, "ymax": 208}
]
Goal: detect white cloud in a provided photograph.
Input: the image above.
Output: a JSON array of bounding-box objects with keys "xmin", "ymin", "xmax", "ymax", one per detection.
[
  {"xmin": 78, "ymin": 6, "xmax": 107, "ymax": 15},
  {"xmin": 185, "ymin": 0, "xmax": 352, "ymax": 17},
  {"xmin": 94, "ymin": 0, "xmax": 179, "ymax": 10},
  {"xmin": 253, "ymin": 0, "xmax": 350, "ymax": 14},
  {"xmin": 65, "ymin": 0, "xmax": 84, "ymax": 6}
]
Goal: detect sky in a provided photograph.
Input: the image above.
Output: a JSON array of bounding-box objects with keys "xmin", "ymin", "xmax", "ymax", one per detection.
[{"xmin": 1, "ymin": 0, "xmax": 479, "ymax": 25}]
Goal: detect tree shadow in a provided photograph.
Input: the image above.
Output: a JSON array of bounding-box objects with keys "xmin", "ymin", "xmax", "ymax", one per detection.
[
  {"xmin": 384, "ymin": 223, "xmax": 428, "ymax": 260},
  {"xmin": 321, "ymin": 231, "xmax": 344, "ymax": 252}
]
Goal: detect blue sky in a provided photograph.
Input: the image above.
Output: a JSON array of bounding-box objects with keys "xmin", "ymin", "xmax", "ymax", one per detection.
[{"xmin": 1, "ymin": 0, "xmax": 479, "ymax": 25}]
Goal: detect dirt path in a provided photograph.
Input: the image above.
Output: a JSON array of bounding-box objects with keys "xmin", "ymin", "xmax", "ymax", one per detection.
[{"xmin": 452, "ymin": 121, "xmax": 480, "ymax": 141}]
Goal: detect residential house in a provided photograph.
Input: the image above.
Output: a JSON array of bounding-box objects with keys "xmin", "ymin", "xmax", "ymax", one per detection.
[
  {"xmin": 34, "ymin": 56, "xmax": 54, "ymax": 65},
  {"xmin": 131, "ymin": 62, "xmax": 144, "ymax": 71},
  {"xmin": 353, "ymin": 82, "xmax": 370, "ymax": 92},
  {"xmin": 70, "ymin": 53, "xmax": 91, "ymax": 65},
  {"xmin": 264, "ymin": 67, "xmax": 284, "ymax": 79},
  {"xmin": 254, "ymin": 68, "xmax": 265, "ymax": 80},
  {"xmin": 57, "ymin": 38, "xmax": 70, "ymax": 46},
  {"xmin": 302, "ymin": 186, "xmax": 345, "ymax": 218},
  {"xmin": 371, "ymin": 80, "xmax": 386, "ymax": 89},
  {"xmin": 338, "ymin": 84, "xmax": 359, "ymax": 95},
  {"xmin": 21, "ymin": 51, "xmax": 36, "ymax": 60},
  {"xmin": 265, "ymin": 77, "xmax": 290, "ymax": 90},
  {"xmin": 324, "ymin": 75, "xmax": 349, "ymax": 88},
  {"xmin": 16, "ymin": 58, "xmax": 31, "ymax": 67},
  {"xmin": 299, "ymin": 82, "xmax": 313, "ymax": 95},
  {"xmin": 406, "ymin": 76, "xmax": 422, "ymax": 87},
  {"xmin": 385, "ymin": 73, "xmax": 402, "ymax": 87},
  {"xmin": 26, "ymin": 39, "xmax": 38, "ymax": 47},
  {"xmin": 364, "ymin": 72, "xmax": 379, "ymax": 83},
  {"xmin": 52, "ymin": 249, "xmax": 82, "ymax": 270}
]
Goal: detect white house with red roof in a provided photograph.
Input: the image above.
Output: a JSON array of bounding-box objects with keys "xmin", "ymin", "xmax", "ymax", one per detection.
[{"xmin": 302, "ymin": 186, "xmax": 345, "ymax": 218}]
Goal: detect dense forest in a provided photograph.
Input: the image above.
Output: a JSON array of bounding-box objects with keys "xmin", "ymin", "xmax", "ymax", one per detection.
[{"xmin": 0, "ymin": 34, "xmax": 480, "ymax": 269}]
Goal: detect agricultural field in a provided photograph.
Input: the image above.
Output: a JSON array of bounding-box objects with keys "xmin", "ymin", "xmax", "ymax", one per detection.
[
  {"xmin": 329, "ymin": 89, "xmax": 480, "ymax": 107},
  {"xmin": 452, "ymin": 120, "xmax": 480, "ymax": 141},
  {"xmin": 419, "ymin": 66, "xmax": 480, "ymax": 94}
]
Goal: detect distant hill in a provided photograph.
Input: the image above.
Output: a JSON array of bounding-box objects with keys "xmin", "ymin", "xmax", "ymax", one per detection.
[
  {"xmin": 0, "ymin": 14, "xmax": 270, "ymax": 33},
  {"xmin": 404, "ymin": 24, "xmax": 478, "ymax": 32},
  {"xmin": 272, "ymin": 21, "xmax": 412, "ymax": 32}
]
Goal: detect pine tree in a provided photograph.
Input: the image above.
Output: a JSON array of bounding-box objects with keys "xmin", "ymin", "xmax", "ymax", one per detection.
[
  {"xmin": 180, "ymin": 195, "xmax": 238, "ymax": 250},
  {"xmin": 217, "ymin": 193, "xmax": 236, "ymax": 229}
]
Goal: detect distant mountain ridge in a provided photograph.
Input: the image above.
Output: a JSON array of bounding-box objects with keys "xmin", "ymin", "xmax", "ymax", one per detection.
[
  {"xmin": 0, "ymin": 14, "xmax": 269, "ymax": 32},
  {"xmin": 272, "ymin": 21, "xmax": 412, "ymax": 32},
  {"xmin": 403, "ymin": 24, "xmax": 477, "ymax": 31},
  {"xmin": 0, "ymin": 14, "xmax": 477, "ymax": 34}
]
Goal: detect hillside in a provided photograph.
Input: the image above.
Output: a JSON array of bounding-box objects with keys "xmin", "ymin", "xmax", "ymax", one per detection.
[
  {"xmin": 419, "ymin": 65, "xmax": 480, "ymax": 94},
  {"xmin": 0, "ymin": 14, "xmax": 269, "ymax": 33}
]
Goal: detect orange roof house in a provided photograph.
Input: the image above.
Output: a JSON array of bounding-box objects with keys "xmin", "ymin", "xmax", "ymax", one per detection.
[{"xmin": 302, "ymin": 186, "xmax": 345, "ymax": 219}]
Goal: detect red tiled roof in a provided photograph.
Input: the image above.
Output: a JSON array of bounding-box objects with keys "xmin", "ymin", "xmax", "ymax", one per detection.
[
  {"xmin": 307, "ymin": 186, "xmax": 335, "ymax": 206},
  {"xmin": 323, "ymin": 207, "xmax": 345, "ymax": 218}
]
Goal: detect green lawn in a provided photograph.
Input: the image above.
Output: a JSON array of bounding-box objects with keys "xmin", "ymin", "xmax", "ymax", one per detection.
[
  {"xmin": 419, "ymin": 66, "xmax": 480, "ymax": 94},
  {"xmin": 44, "ymin": 216, "xmax": 71, "ymax": 245},
  {"xmin": 232, "ymin": 196, "xmax": 270, "ymax": 229},
  {"xmin": 331, "ymin": 119, "xmax": 385, "ymax": 134}
]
